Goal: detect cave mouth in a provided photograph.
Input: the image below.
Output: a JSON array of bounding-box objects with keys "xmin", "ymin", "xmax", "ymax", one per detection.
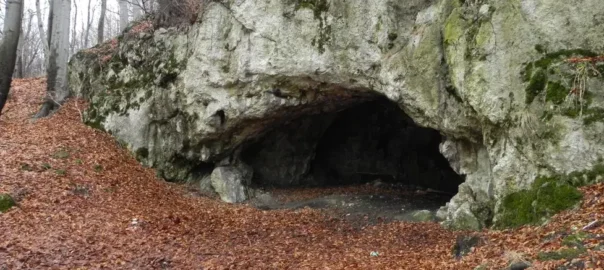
[{"xmin": 240, "ymin": 96, "xmax": 463, "ymax": 220}]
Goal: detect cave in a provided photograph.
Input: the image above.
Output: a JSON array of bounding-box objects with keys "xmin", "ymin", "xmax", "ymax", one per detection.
[{"xmin": 240, "ymin": 97, "xmax": 464, "ymax": 198}]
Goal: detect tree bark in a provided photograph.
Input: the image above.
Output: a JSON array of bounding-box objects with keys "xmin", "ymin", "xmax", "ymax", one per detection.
[
  {"xmin": 70, "ymin": 0, "xmax": 77, "ymax": 55},
  {"xmin": 83, "ymin": 0, "xmax": 92, "ymax": 48},
  {"xmin": 35, "ymin": 0, "xmax": 49, "ymax": 65},
  {"xmin": 15, "ymin": 23, "xmax": 24, "ymax": 79},
  {"xmin": 119, "ymin": 0, "xmax": 129, "ymax": 32},
  {"xmin": 97, "ymin": 0, "xmax": 106, "ymax": 44},
  {"xmin": 132, "ymin": 0, "xmax": 142, "ymax": 20},
  {"xmin": 35, "ymin": 0, "xmax": 70, "ymax": 118},
  {"xmin": 0, "ymin": 0, "xmax": 24, "ymax": 116}
]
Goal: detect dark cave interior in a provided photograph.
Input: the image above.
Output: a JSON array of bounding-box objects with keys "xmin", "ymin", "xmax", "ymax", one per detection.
[{"xmin": 240, "ymin": 97, "xmax": 464, "ymax": 194}]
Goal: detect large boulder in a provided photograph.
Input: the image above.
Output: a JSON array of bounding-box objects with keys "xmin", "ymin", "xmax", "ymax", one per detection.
[
  {"xmin": 69, "ymin": 0, "xmax": 604, "ymax": 229},
  {"xmin": 210, "ymin": 163, "xmax": 252, "ymax": 203}
]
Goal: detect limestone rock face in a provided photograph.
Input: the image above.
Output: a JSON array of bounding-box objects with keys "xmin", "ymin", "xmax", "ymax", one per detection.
[{"xmin": 70, "ymin": 0, "xmax": 604, "ymax": 229}]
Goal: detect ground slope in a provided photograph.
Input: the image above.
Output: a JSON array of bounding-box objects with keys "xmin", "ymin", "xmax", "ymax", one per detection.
[{"xmin": 1, "ymin": 79, "xmax": 603, "ymax": 269}]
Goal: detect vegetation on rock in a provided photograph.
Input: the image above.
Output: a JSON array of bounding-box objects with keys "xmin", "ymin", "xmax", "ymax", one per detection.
[{"xmin": 496, "ymin": 176, "xmax": 583, "ymax": 228}]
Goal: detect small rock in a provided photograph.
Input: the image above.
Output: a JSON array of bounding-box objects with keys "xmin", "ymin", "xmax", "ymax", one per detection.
[
  {"xmin": 411, "ymin": 210, "xmax": 435, "ymax": 222},
  {"xmin": 211, "ymin": 164, "xmax": 252, "ymax": 203},
  {"xmin": 509, "ymin": 261, "xmax": 531, "ymax": 270},
  {"xmin": 452, "ymin": 235, "xmax": 482, "ymax": 259},
  {"xmin": 570, "ymin": 259, "xmax": 585, "ymax": 268},
  {"xmin": 473, "ymin": 264, "xmax": 488, "ymax": 270},
  {"xmin": 370, "ymin": 179, "xmax": 383, "ymax": 187}
]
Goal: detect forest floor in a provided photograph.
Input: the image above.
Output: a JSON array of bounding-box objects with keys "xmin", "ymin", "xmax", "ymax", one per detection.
[{"xmin": 1, "ymin": 78, "xmax": 603, "ymax": 269}]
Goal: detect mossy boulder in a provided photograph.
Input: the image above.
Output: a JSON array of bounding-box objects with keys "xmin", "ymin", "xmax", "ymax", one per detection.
[{"xmin": 0, "ymin": 194, "xmax": 16, "ymax": 213}]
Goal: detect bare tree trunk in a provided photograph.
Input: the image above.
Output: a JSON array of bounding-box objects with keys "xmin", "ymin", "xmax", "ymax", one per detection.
[
  {"xmin": 15, "ymin": 23, "xmax": 23, "ymax": 78},
  {"xmin": 83, "ymin": 0, "xmax": 92, "ymax": 48},
  {"xmin": 97, "ymin": 0, "xmax": 106, "ymax": 44},
  {"xmin": 0, "ymin": 0, "xmax": 24, "ymax": 116},
  {"xmin": 132, "ymin": 0, "xmax": 142, "ymax": 20},
  {"xmin": 47, "ymin": 0, "xmax": 53, "ymax": 46},
  {"xmin": 119, "ymin": 0, "xmax": 129, "ymax": 32},
  {"xmin": 35, "ymin": 0, "xmax": 70, "ymax": 118},
  {"xmin": 23, "ymin": 11, "xmax": 37, "ymax": 76},
  {"xmin": 70, "ymin": 0, "xmax": 77, "ymax": 55},
  {"xmin": 35, "ymin": 0, "xmax": 49, "ymax": 63}
]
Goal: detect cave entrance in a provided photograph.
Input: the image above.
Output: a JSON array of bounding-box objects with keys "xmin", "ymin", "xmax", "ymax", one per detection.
[{"xmin": 241, "ymin": 97, "xmax": 463, "ymax": 224}]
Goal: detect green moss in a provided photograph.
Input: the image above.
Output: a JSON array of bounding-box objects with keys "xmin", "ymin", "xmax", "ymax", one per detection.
[
  {"xmin": 498, "ymin": 163, "xmax": 604, "ymax": 228},
  {"xmin": 94, "ymin": 164, "xmax": 103, "ymax": 172},
  {"xmin": 136, "ymin": 147, "xmax": 149, "ymax": 159},
  {"xmin": 545, "ymin": 81, "xmax": 568, "ymax": 105},
  {"xmin": 566, "ymin": 163, "xmax": 604, "ymax": 186},
  {"xmin": 20, "ymin": 163, "xmax": 33, "ymax": 171},
  {"xmin": 525, "ymin": 68, "xmax": 548, "ymax": 104},
  {"xmin": 583, "ymin": 108, "xmax": 604, "ymax": 125},
  {"xmin": 522, "ymin": 48, "xmax": 599, "ymax": 105},
  {"xmin": 535, "ymin": 179, "xmax": 582, "ymax": 216},
  {"xmin": 535, "ymin": 44, "xmax": 546, "ymax": 54},
  {"xmin": 537, "ymin": 248, "xmax": 586, "ymax": 261},
  {"xmin": 0, "ymin": 194, "xmax": 16, "ymax": 213},
  {"xmin": 540, "ymin": 110, "xmax": 554, "ymax": 121},
  {"xmin": 496, "ymin": 176, "xmax": 582, "ymax": 228},
  {"xmin": 562, "ymin": 106, "xmax": 582, "ymax": 118},
  {"xmin": 444, "ymin": 9, "xmax": 465, "ymax": 45},
  {"xmin": 562, "ymin": 232, "xmax": 589, "ymax": 248}
]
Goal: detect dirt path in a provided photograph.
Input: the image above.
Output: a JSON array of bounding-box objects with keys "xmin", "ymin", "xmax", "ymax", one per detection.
[
  {"xmin": 1, "ymin": 79, "xmax": 603, "ymax": 269},
  {"xmin": 250, "ymin": 185, "xmax": 451, "ymax": 227}
]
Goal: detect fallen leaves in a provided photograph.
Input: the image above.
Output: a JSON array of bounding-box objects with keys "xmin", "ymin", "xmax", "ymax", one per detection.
[{"xmin": 1, "ymin": 78, "xmax": 603, "ymax": 269}]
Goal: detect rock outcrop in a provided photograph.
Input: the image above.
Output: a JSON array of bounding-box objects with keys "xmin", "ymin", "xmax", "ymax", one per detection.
[{"xmin": 69, "ymin": 0, "xmax": 604, "ymax": 229}]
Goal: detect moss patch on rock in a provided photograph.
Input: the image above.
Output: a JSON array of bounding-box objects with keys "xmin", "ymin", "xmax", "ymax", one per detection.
[
  {"xmin": 496, "ymin": 163, "xmax": 604, "ymax": 228},
  {"xmin": 496, "ymin": 176, "xmax": 582, "ymax": 228},
  {"xmin": 521, "ymin": 48, "xmax": 604, "ymax": 122},
  {"xmin": 0, "ymin": 194, "xmax": 16, "ymax": 213}
]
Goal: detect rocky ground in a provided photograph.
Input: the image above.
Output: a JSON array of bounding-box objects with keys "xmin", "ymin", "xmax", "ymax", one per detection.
[{"xmin": 1, "ymin": 78, "xmax": 603, "ymax": 269}]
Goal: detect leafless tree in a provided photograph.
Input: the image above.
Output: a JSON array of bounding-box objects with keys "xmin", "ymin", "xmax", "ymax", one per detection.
[
  {"xmin": 132, "ymin": 0, "xmax": 142, "ymax": 20},
  {"xmin": 35, "ymin": 0, "xmax": 71, "ymax": 118},
  {"xmin": 119, "ymin": 0, "xmax": 129, "ymax": 31},
  {"xmin": 82, "ymin": 0, "xmax": 92, "ymax": 48},
  {"xmin": 0, "ymin": 0, "xmax": 23, "ymax": 115},
  {"xmin": 35, "ymin": 0, "xmax": 49, "ymax": 62},
  {"xmin": 97, "ymin": 0, "xmax": 107, "ymax": 44}
]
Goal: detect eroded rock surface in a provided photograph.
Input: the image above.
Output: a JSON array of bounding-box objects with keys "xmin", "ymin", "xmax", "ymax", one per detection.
[{"xmin": 69, "ymin": 0, "xmax": 604, "ymax": 229}]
